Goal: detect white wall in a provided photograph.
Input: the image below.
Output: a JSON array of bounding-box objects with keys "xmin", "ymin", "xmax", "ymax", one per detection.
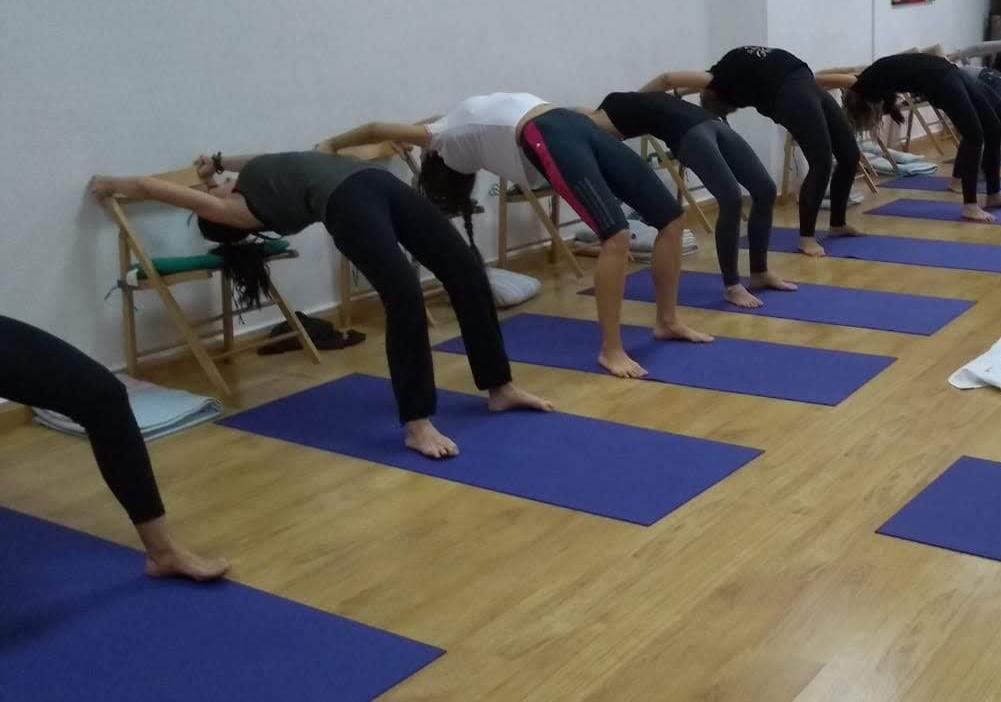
[
  {"xmin": 0, "ymin": 0, "xmax": 990, "ymax": 373},
  {"xmin": 0, "ymin": 0, "xmax": 710, "ymax": 370}
]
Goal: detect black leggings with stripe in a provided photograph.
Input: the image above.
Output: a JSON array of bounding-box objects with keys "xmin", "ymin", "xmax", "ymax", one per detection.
[
  {"xmin": 0, "ymin": 315, "xmax": 164, "ymax": 524},
  {"xmin": 518, "ymin": 109, "xmax": 683, "ymax": 240}
]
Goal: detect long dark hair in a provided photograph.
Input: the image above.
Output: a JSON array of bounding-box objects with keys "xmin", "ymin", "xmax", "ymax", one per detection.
[
  {"xmin": 197, "ymin": 217, "xmax": 273, "ymax": 309},
  {"xmin": 416, "ymin": 151, "xmax": 481, "ymax": 263},
  {"xmin": 843, "ymin": 89, "xmax": 904, "ymax": 132}
]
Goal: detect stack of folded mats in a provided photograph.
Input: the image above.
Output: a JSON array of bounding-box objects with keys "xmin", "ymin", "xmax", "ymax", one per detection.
[
  {"xmin": 33, "ymin": 375, "xmax": 222, "ymax": 440},
  {"xmin": 860, "ymin": 140, "xmax": 938, "ymax": 177}
]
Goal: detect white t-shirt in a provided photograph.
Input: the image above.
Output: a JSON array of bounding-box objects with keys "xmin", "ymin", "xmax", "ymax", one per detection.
[{"xmin": 426, "ymin": 92, "xmax": 549, "ymax": 188}]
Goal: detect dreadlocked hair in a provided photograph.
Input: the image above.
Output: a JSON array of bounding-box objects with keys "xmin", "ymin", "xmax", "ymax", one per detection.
[
  {"xmin": 417, "ymin": 151, "xmax": 482, "ymax": 265},
  {"xmin": 197, "ymin": 216, "xmax": 274, "ymax": 310}
]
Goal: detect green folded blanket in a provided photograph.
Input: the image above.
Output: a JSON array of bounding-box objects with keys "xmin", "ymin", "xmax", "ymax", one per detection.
[{"xmin": 132, "ymin": 240, "xmax": 290, "ymax": 280}]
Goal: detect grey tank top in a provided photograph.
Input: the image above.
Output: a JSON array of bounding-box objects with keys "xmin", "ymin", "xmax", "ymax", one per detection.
[{"xmin": 236, "ymin": 152, "xmax": 379, "ymax": 236}]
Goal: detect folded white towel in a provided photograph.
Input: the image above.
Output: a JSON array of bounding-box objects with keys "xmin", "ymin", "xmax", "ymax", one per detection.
[{"xmin": 950, "ymin": 337, "xmax": 1001, "ymax": 390}]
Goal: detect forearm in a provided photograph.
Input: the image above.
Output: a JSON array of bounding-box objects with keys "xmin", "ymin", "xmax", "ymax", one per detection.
[
  {"xmin": 318, "ymin": 123, "xmax": 381, "ymax": 153},
  {"xmin": 639, "ymin": 73, "xmax": 673, "ymax": 93},
  {"xmin": 218, "ymin": 153, "xmax": 261, "ymax": 172}
]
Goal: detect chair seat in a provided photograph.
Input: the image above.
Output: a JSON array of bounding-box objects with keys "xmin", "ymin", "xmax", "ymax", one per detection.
[
  {"xmin": 506, "ymin": 184, "xmax": 555, "ymax": 198},
  {"xmin": 130, "ymin": 240, "xmax": 293, "ymax": 282}
]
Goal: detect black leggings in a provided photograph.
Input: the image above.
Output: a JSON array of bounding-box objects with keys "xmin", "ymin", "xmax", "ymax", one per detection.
[
  {"xmin": 519, "ymin": 109, "xmax": 683, "ymax": 240},
  {"xmin": 772, "ymin": 68, "xmax": 860, "ymax": 236},
  {"xmin": 940, "ymin": 70, "xmax": 1001, "ymax": 201},
  {"xmin": 325, "ymin": 169, "xmax": 512, "ymax": 423},
  {"xmin": 677, "ymin": 121, "xmax": 776, "ymax": 286},
  {"xmin": 0, "ymin": 315, "xmax": 164, "ymax": 524}
]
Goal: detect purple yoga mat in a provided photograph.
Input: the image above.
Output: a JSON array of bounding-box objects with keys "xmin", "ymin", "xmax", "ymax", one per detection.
[
  {"xmin": 219, "ymin": 374, "xmax": 763, "ymax": 526},
  {"xmin": 435, "ymin": 314, "xmax": 894, "ymax": 406},
  {"xmin": 0, "ymin": 507, "xmax": 443, "ymax": 702},
  {"xmin": 882, "ymin": 175, "xmax": 987, "ymax": 194},
  {"xmin": 583, "ymin": 270, "xmax": 973, "ymax": 336},
  {"xmin": 866, "ymin": 198, "xmax": 1001, "ymax": 224},
  {"xmin": 878, "ymin": 456, "xmax": 1001, "ymax": 562},
  {"xmin": 754, "ymin": 227, "xmax": 1001, "ymax": 273}
]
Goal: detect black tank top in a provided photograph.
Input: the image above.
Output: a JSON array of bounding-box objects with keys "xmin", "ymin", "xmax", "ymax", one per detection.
[
  {"xmin": 708, "ymin": 47, "xmax": 810, "ymax": 118},
  {"xmin": 853, "ymin": 54, "xmax": 958, "ymax": 104},
  {"xmin": 236, "ymin": 152, "xmax": 379, "ymax": 236},
  {"xmin": 598, "ymin": 92, "xmax": 712, "ymax": 152}
]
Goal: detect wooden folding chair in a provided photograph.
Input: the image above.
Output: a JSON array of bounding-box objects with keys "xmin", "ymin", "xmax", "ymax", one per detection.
[
  {"xmin": 103, "ymin": 166, "xmax": 320, "ymax": 400},
  {"xmin": 639, "ymin": 135, "xmax": 714, "ymax": 236},
  {"xmin": 901, "ymin": 93, "xmax": 959, "ymax": 154},
  {"xmin": 495, "ymin": 179, "xmax": 585, "ymax": 278},
  {"xmin": 780, "ymin": 129, "xmax": 879, "ymax": 204},
  {"xmin": 335, "ymin": 142, "xmax": 483, "ymax": 327}
]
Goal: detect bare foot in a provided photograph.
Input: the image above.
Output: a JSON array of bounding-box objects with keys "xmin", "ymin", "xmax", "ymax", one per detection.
[
  {"xmin": 598, "ymin": 348, "xmax": 648, "ymax": 378},
  {"xmin": 145, "ymin": 544, "xmax": 229, "ymax": 582},
  {"xmin": 749, "ymin": 271, "xmax": 798, "ymax": 292},
  {"xmin": 488, "ymin": 383, "xmax": 555, "ymax": 412},
  {"xmin": 798, "ymin": 237, "xmax": 826, "ymax": 257},
  {"xmin": 949, "ymin": 178, "xmax": 964, "ymax": 194},
  {"xmin": 405, "ymin": 419, "xmax": 459, "ymax": 459},
  {"xmin": 829, "ymin": 224, "xmax": 861, "ymax": 237},
  {"xmin": 961, "ymin": 204, "xmax": 996, "ymax": 223},
  {"xmin": 724, "ymin": 284, "xmax": 763, "ymax": 308},
  {"xmin": 985, "ymin": 194, "xmax": 1001, "ymax": 210},
  {"xmin": 653, "ymin": 321, "xmax": 714, "ymax": 343}
]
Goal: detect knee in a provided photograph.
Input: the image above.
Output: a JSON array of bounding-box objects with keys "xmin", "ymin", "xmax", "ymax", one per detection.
[
  {"xmin": 715, "ymin": 184, "xmax": 744, "ymax": 218},
  {"xmin": 805, "ymin": 151, "xmax": 834, "ymax": 178},
  {"xmin": 839, "ymin": 142, "xmax": 861, "ymax": 168},
  {"xmin": 600, "ymin": 229, "xmax": 632, "ymax": 257},
  {"xmin": 76, "ymin": 374, "xmax": 131, "ymax": 426},
  {"xmin": 752, "ymin": 178, "xmax": 778, "ymax": 207},
  {"xmin": 381, "ymin": 275, "xmax": 425, "ymax": 315}
]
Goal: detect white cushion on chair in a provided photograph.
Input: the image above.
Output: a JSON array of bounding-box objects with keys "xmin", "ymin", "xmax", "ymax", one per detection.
[{"xmin": 486, "ymin": 267, "xmax": 541, "ymax": 308}]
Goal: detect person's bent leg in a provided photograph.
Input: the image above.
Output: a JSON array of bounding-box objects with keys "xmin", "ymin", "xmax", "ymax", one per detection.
[
  {"xmin": 679, "ymin": 122, "xmax": 762, "ymax": 307},
  {"xmin": 383, "ymin": 172, "xmax": 553, "ymax": 413},
  {"xmin": 0, "ymin": 314, "xmax": 227, "ymax": 580},
  {"xmin": 821, "ymin": 89, "xmax": 863, "ymax": 236},
  {"xmin": 939, "ymin": 75, "xmax": 993, "ymax": 221},
  {"xmin": 967, "ymin": 77, "xmax": 1001, "ymax": 208},
  {"xmin": 774, "ymin": 78, "xmax": 832, "ymax": 255},
  {"xmin": 520, "ymin": 110, "xmax": 650, "ymax": 378},
  {"xmin": 325, "ymin": 174, "xmax": 456, "ymax": 458},
  {"xmin": 585, "ymin": 120, "xmax": 713, "ymax": 340},
  {"xmin": 715, "ymin": 124, "xmax": 797, "ymax": 296}
]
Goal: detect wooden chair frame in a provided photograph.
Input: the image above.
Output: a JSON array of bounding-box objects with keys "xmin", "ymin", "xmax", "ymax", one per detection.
[
  {"xmin": 639, "ymin": 136, "xmax": 715, "ymax": 236},
  {"xmin": 336, "ymin": 143, "xmax": 476, "ymax": 327},
  {"xmin": 496, "ymin": 179, "xmax": 585, "ymax": 278},
  {"xmin": 780, "ymin": 130, "xmax": 880, "ymax": 203},
  {"xmin": 901, "ymin": 93, "xmax": 959, "ymax": 155},
  {"xmin": 103, "ymin": 166, "xmax": 320, "ymax": 400}
]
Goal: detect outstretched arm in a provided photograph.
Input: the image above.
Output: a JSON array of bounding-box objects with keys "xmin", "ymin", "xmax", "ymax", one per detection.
[
  {"xmin": 317, "ymin": 121, "xmax": 431, "ymax": 154},
  {"xmin": 90, "ymin": 175, "xmax": 242, "ymax": 225},
  {"xmin": 639, "ymin": 71, "xmax": 713, "ymax": 93},
  {"xmin": 816, "ymin": 73, "xmax": 858, "ymax": 90}
]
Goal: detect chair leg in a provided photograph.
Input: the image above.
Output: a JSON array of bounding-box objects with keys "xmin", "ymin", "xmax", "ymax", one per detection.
[
  {"xmin": 857, "ymin": 152, "xmax": 879, "ymax": 194},
  {"xmin": 525, "ymin": 191, "xmax": 584, "ymax": 278},
  {"xmin": 338, "ymin": 254, "xmax": 352, "ymax": 329},
  {"xmin": 911, "ymin": 100, "xmax": 944, "ymax": 155},
  {"xmin": 156, "ymin": 282, "xmax": 231, "ymax": 398},
  {"xmin": 118, "ymin": 232, "xmax": 139, "ymax": 377},
  {"xmin": 497, "ymin": 178, "xmax": 509, "ymax": 269},
  {"xmin": 547, "ymin": 194, "xmax": 560, "ymax": 264},
  {"xmin": 220, "ymin": 271, "xmax": 235, "ymax": 365},
  {"xmin": 780, "ymin": 133, "xmax": 795, "ymax": 204},
  {"xmin": 268, "ymin": 280, "xmax": 321, "ymax": 365}
]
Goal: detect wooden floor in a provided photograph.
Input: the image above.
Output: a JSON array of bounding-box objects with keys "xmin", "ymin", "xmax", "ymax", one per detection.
[{"xmin": 5, "ymin": 151, "xmax": 1001, "ymax": 700}]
